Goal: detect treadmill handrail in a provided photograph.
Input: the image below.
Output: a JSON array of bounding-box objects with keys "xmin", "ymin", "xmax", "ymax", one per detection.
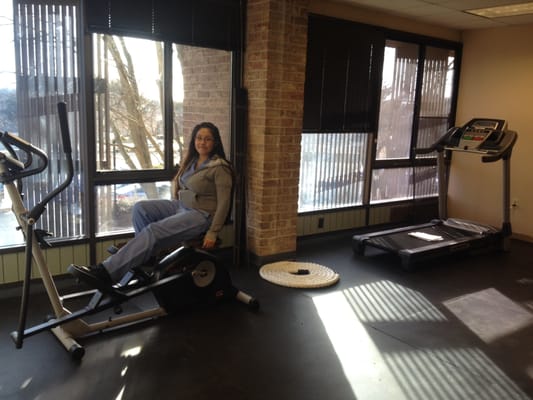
[
  {"xmin": 481, "ymin": 130, "xmax": 517, "ymax": 162},
  {"xmin": 414, "ymin": 126, "xmax": 461, "ymax": 155}
]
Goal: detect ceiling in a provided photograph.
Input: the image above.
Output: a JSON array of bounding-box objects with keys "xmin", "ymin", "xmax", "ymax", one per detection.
[{"xmin": 334, "ymin": 0, "xmax": 533, "ymax": 30}]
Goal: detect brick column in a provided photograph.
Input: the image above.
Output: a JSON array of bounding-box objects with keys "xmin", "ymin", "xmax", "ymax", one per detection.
[
  {"xmin": 245, "ymin": 0, "xmax": 309, "ymax": 264},
  {"xmin": 179, "ymin": 46, "xmax": 232, "ymax": 158}
]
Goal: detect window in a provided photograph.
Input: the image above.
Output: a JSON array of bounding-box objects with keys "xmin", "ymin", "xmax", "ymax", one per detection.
[
  {"xmin": 299, "ymin": 133, "xmax": 367, "ymax": 211},
  {"xmin": 93, "ymin": 35, "xmax": 166, "ymax": 172},
  {"xmin": 417, "ymin": 46, "xmax": 457, "ymax": 151},
  {"xmin": 372, "ymin": 41, "xmax": 457, "ymax": 203},
  {"xmin": 301, "ymin": 16, "xmax": 460, "ymax": 214},
  {"xmin": 0, "ymin": 1, "xmax": 82, "ymax": 248},
  {"xmin": 91, "ymin": 34, "xmax": 233, "ymax": 235},
  {"xmin": 0, "ymin": 1, "xmax": 21, "ymax": 247},
  {"xmin": 1, "ymin": 0, "xmax": 242, "ymax": 250},
  {"xmin": 300, "ymin": 16, "xmax": 383, "ymax": 212},
  {"xmin": 376, "ymin": 41, "xmax": 419, "ymax": 161}
]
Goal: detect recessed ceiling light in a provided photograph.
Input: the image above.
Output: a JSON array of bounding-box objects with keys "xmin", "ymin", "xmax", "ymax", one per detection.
[{"xmin": 466, "ymin": 2, "xmax": 533, "ymax": 18}]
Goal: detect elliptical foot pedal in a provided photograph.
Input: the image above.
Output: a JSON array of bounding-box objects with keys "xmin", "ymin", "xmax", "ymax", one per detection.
[{"xmin": 67, "ymin": 264, "xmax": 125, "ymax": 300}]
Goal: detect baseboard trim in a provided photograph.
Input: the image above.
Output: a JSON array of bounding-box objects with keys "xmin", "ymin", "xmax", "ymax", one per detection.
[
  {"xmin": 247, "ymin": 250, "xmax": 297, "ymax": 269},
  {"xmin": 512, "ymin": 233, "xmax": 533, "ymax": 243}
]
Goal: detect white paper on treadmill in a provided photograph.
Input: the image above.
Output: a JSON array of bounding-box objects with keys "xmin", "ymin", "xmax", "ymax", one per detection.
[{"xmin": 408, "ymin": 231, "xmax": 444, "ymax": 241}]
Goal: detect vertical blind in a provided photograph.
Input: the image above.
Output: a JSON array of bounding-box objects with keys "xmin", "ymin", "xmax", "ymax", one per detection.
[
  {"xmin": 303, "ymin": 15, "xmax": 385, "ymax": 132},
  {"xmin": 14, "ymin": 0, "xmax": 83, "ymax": 238},
  {"xmin": 416, "ymin": 46, "xmax": 456, "ymax": 151},
  {"xmin": 299, "ymin": 133, "xmax": 367, "ymax": 211}
]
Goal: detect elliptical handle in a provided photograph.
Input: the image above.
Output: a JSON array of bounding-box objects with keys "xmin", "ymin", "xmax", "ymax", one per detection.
[
  {"xmin": 57, "ymin": 102, "xmax": 72, "ymax": 155},
  {"xmin": 27, "ymin": 102, "xmax": 74, "ymax": 221},
  {"xmin": 0, "ymin": 131, "xmax": 39, "ymax": 171}
]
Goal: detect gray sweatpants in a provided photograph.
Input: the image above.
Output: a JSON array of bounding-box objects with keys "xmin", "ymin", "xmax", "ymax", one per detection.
[{"xmin": 102, "ymin": 199, "xmax": 211, "ymax": 281}]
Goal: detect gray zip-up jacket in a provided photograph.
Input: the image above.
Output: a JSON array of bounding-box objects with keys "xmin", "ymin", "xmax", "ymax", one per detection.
[{"xmin": 177, "ymin": 156, "xmax": 233, "ymax": 242}]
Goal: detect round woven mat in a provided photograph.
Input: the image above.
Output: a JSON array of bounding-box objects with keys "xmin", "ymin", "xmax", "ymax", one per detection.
[{"xmin": 259, "ymin": 261, "xmax": 340, "ymax": 289}]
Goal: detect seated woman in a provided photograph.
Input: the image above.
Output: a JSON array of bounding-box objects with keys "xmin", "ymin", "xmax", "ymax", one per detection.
[{"xmin": 69, "ymin": 122, "xmax": 233, "ymax": 290}]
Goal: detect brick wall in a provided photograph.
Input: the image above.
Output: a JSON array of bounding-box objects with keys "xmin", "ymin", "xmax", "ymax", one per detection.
[
  {"xmin": 178, "ymin": 46, "xmax": 232, "ymax": 159},
  {"xmin": 245, "ymin": 0, "xmax": 310, "ymax": 261}
]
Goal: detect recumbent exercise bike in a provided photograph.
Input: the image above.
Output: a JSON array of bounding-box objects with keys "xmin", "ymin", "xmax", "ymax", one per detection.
[{"xmin": 1, "ymin": 102, "xmax": 258, "ymax": 361}]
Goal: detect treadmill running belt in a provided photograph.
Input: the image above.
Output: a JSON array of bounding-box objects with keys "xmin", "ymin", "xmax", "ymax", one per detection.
[{"xmin": 366, "ymin": 225, "xmax": 478, "ymax": 252}]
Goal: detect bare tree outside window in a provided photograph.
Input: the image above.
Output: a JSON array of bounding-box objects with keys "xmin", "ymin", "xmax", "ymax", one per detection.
[{"xmin": 94, "ymin": 34, "xmax": 172, "ymax": 172}]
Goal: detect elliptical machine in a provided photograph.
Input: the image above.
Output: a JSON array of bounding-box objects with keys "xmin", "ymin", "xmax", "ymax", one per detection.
[{"xmin": 1, "ymin": 103, "xmax": 258, "ymax": 360}]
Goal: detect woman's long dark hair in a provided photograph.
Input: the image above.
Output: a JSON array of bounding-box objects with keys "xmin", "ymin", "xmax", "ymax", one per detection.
[{"xmin": 173, "ymin": 122, "xmax": 232, "ymax": 195}]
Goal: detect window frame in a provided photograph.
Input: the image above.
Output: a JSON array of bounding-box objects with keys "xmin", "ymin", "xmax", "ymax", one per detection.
[{"xmin": 300, "ymin": 16, "xmax": 462, "ymax": 214}]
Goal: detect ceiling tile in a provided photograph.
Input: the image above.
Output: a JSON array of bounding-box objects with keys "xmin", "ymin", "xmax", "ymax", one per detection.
[{"xmin": 333, "ymin": 0, "xmax": 533, "ymax": 30}]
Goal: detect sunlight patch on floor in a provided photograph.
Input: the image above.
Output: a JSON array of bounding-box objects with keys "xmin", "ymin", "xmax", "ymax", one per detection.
[
  {"xmin": 343, "ymin": 279, "xmax": 447, "ymax": 323},
  {"xmin": 444, "ymin": 287, "xmax": 533, "ymax": 343},
  {"xmin": 313, "ymin": 290, "xmax": 408, "ymax": 400},
  {"xmin": 313, "ymin": 281, "xmax": 531, "ymax": 400},
  {"xmin": 383, "ymin": 346, "xmax": 529, "ymax": 400}
]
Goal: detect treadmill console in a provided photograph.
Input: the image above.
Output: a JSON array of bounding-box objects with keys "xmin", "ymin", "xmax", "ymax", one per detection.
[{"xmin": 446, "ymin": 118, "xmax": 507, "ymax": 152}]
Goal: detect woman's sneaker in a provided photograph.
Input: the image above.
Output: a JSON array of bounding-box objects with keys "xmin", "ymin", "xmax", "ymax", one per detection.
[{"xmin": 67, "ymin": 264, "xmax": 113, "ymax": 293}]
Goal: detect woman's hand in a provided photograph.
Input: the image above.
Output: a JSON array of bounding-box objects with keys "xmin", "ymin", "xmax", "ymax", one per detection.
[{"xmin": 202, "ymin": 237, "xmax": 216, "ymax": 249}]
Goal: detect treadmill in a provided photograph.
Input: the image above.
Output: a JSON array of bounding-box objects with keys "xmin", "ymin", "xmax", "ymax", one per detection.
[{"xmin": 352, "ymin": 118, "xmax": 518, "ymax": 269}]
